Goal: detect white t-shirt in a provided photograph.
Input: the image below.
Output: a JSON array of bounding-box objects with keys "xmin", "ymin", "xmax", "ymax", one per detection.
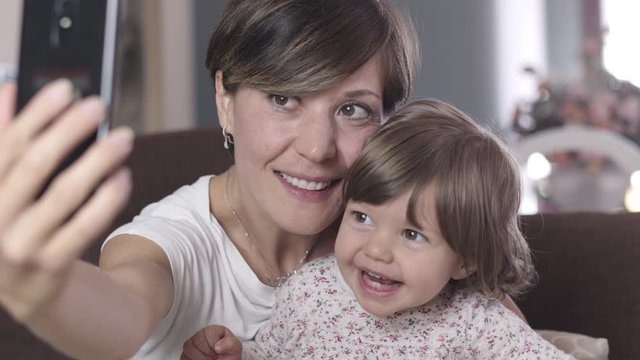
[{"xmin": 103, "ymin": 176, "xmax": 275, "ymax": 360}]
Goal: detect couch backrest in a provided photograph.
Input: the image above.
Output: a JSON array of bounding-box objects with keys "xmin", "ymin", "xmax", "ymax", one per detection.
[
  {"xmin": 519, "ymin": 212, "xmax": 640, "ymax": 359},
  {"xmin": 84, "ymin": 127, "xmax": 234, "ymax": 263}
]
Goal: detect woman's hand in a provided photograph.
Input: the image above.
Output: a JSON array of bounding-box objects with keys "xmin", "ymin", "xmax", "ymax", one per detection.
[
  {"xmin": 182, "ymin": 325, "xmax": 243, "ymax": 360},
  {"xmin": 0, "ymin": 80, "xmax": 133, "ymax": 322}
]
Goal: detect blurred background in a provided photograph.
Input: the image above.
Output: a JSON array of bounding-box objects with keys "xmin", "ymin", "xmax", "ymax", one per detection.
[{"xmin": 1, "ymin": 0, "xmax": 639, "ymax": 215}]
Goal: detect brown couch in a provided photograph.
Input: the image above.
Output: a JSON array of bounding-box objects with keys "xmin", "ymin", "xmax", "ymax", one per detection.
[{"xmin": 1, "ymin": 128, "xmax": 639, "ymax": 359}]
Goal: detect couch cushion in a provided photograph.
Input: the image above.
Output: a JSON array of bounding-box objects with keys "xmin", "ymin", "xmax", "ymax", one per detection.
[{"xmin": 536, "ymin": 329, "xmax": 608, "ymax": 360}]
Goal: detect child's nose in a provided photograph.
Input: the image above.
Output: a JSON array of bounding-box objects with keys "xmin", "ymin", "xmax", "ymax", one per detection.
[{"xmin": 363, "ymin": 232, "xmax": 393, "ymax": 263}]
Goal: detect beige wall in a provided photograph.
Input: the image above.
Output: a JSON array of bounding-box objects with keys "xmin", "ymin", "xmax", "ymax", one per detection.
[
  {"xmin": 158, "ymin": 0, "xmax": 194, "ymax": 131},
  {"xmin": 136, "ymin": 0, "xmax": 195, "ymax": 132},
  {"xmin": 0, "ymin": 0, "xmax": 22, "ymax": 65}
]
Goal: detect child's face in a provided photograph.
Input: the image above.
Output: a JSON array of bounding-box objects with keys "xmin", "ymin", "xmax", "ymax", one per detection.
[{"xmin": 334, "ymin": 184, "xmax": 468, "ymax": 317}]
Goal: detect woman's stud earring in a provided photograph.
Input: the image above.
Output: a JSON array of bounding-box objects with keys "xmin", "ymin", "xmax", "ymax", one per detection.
[{"xmin": 222, "ymin": 126, "xmax": 234, "ymax": 150}]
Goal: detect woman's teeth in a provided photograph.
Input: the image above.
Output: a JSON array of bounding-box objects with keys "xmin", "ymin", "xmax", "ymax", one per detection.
[{"xmin": 281, "ymin": 173, "xmax": 331, "ymax": 191}]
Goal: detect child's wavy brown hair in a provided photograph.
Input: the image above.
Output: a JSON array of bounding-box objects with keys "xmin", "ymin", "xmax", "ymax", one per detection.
[{"xmin": 343, "ymin": 99, "xmax": 536, "ymax": 298}]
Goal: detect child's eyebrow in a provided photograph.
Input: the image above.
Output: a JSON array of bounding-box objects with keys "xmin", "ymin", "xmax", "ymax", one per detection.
[{"xmin": 405, "ymin": 215, "xmax": 428, "ymax": 232}]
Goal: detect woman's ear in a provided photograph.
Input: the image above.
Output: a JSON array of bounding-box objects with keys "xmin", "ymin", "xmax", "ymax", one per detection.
[
  {"xmin": 451, "ymin": 259, "xmax": 476, "ymax": 280},
  {"xmin": 215, "ymin": 70, "xmax": 234, "ymax": 132}
]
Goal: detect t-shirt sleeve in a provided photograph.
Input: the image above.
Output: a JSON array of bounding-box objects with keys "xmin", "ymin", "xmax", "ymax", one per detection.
[
  {"xmin": 99, "ymin": 177, "xmax": 229, "ymax": 351},
  {"xmin": 466, "ymin": 297, "xmax": 575, "ymax": 359},
  {"xmin": 102, "ymin": 186, "xmax": 221, "ymax": 319}
]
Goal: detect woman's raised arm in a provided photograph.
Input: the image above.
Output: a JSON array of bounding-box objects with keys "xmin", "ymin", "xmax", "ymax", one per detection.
[{"xmin": 0, "ymin": 81, "xmax": 173, "ymax": 359}]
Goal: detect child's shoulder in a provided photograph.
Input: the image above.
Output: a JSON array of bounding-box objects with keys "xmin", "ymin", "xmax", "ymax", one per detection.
[
  {"xmin": 294, "ymin": 254, "xmax": 337, "ymax": 278},
  {"xmin": 415, "ymin": 287, "xmax": 504, "ymax": 319},
  {"xmin": 445, "ymin": 287, "xmax": 496, "ymax": 303},
  {"xmin": 303, "ymin": 254, "xmax": 337, "ymax": 270},
  {"xmin": 277, "ymin": 255, "xmax": 338, "ymax": 290},
  {"xmin": 273, "ymin": 255, "xmax": 347, "ymax": 308}
]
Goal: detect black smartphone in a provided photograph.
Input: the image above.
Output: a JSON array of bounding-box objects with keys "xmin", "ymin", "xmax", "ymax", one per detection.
[{"xmin": 16, "ymin": 0, "xmax": 120, "ymax": 159}]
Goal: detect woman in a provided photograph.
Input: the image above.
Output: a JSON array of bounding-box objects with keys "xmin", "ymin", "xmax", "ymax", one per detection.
[{"xmin": 0, "ymin": 1, "xmax": 521, "ymax": 359}]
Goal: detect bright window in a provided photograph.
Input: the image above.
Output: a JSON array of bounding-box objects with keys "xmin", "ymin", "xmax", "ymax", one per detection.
[{"xmin": 601, "ymin": 1, "xmax": 640, "ymax": 87}]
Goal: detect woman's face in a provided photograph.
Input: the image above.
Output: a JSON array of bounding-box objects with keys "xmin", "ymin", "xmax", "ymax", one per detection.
[{"xmin": 218, "ymin": 55, "xmax": 384, "ymax": 236}]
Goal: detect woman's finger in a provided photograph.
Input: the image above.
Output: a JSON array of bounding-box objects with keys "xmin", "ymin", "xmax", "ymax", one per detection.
[
  {"xmin": 36, "ymin": 167, "xmax": 132, "ymax": 270},
  {"xmin": 0, "ymin": 97, "xmax": 105, "ymax": 230},
  {"xmin": 1, "ymin": 127, "xmax": 133, "ymax": 263},
  {"xmin": 0, "ymin": 82, "xmax": 17, "ymax": 131},
  {"xmin": 0, "ymin": 79, "xmax": 74, "ymax": 178},
  {"xmin": 11, "ymin": 79, "xmax": 74, "ymax": 135}
]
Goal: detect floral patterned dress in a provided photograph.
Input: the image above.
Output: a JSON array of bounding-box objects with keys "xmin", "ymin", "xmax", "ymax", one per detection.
[{"xmin": 242, "ymin": 256, "xmax": 573, "ymax": 359}]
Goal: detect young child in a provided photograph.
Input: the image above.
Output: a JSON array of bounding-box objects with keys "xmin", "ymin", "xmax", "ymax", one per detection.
[{"xmin": 181, "ymin": 100, "xmax": 573, "ymax": 359}]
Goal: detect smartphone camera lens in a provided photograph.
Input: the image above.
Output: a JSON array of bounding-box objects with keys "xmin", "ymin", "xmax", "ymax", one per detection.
[
  {"xmin": 58, "ymin": 0, "xmax": 76, "ymax": 28},
  {"xmin": 59, "ymin": 17, "xmax": 72, "ymax": 29}
]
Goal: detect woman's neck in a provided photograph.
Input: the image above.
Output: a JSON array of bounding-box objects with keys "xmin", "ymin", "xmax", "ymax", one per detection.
[{"xmin": 210, "ymin": 170, "xmax": 336, "ymax": 284}]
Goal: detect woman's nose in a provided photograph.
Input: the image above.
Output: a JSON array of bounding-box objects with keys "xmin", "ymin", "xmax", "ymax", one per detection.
[
  {"xmin": 363, "ymin": 232, "xmax": 394, "ymax": 263},
  {"xmin": 294, "ymin": 111, "xmax": 337, "ymax": 163}
]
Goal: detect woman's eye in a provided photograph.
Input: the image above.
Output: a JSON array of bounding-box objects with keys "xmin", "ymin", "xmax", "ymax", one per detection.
[
  {"xmin": 338, "ymin": 103, "xmax": 372, "ymax": 120},
  {"xmin": 269, "ymin": 94, "xmax": 298, "ymax": 111},
  {"xmin": 402, "ymin": 229, "xmax": 427, "ymax": 242},
  {"xmin": 273, "ymin": 95, "xmax": 288, "ymax": 106},
  {"xmin": 352, "ymin": 211, "xmax": 372, "ymax": 225}
]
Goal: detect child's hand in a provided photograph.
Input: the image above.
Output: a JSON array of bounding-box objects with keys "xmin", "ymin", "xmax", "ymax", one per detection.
[{"xmin": 181, "ymin": 325, "xmax": 242, "ymax": 360}]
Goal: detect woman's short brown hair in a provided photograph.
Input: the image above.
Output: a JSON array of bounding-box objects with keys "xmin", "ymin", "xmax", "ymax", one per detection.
[
  {"xmin": 343, "ymin": 99, "xmax": 536, "ymax": 298},
  {"xmin": 205, "ymin": 0, "xmax": 418, "ymax": 114}
]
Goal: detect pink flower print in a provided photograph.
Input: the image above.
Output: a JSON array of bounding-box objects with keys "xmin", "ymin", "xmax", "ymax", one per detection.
[
  {"xmin": 304, "ymin": 346, "xmax": 315, "ymax": 356},
  {"xmin": 313, "ymin": 275, "xmax": 328, "ymax": 284}
]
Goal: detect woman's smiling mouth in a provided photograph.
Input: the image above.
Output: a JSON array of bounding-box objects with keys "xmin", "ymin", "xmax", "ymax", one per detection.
[{"xmin": 279, "ymin": 172, "xmax": 334, "ymax": 191}]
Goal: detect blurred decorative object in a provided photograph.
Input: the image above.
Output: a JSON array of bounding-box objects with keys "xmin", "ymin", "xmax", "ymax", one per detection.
[
  {"xmin": 514, "ymin": 126, "xmax": 640, "ymax": 214},
  {"xmin": 624, "ymin": 171, "xmax": 640, "ymax": 212},
  {"xmin": 526, "ymin": 152, "xmax": 552, "ymax": 181},
  {"xmin": 515, "ymin": 127, "xmax": 640, "ymax": 173},
  {"xmin": 513, "ymin": 38, "xmax": 640, "ymax": 214},
  {"xmin": 513, "ymin": 40, "xmax": 640, "ymax": 144}
]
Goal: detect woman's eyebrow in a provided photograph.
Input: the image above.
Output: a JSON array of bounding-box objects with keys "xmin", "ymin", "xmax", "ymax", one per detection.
[{"xmin": 344, "ymin": 89, "xmax": 381, "ymax": 99}]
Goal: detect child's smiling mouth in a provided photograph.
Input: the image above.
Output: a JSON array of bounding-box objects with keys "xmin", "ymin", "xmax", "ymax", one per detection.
[{"xmin": 359, "ymin": 269, "xmax": 402, "ymax": 295}]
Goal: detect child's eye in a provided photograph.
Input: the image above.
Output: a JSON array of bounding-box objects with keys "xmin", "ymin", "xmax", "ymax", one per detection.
[
  {"xmin": 402, "ymin": 229, "xmax": 427, "ymax": 242},
  {"xmin": 269, "ymin": 94, "xmax": 299, "ymax": 111},
  {"xmin": 352, "ymin": 211, "xmax": 373, "ymax": 225},
  {"xmin": 337, "ymin": 103, "xmax": 372, "ymax": 121}
]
